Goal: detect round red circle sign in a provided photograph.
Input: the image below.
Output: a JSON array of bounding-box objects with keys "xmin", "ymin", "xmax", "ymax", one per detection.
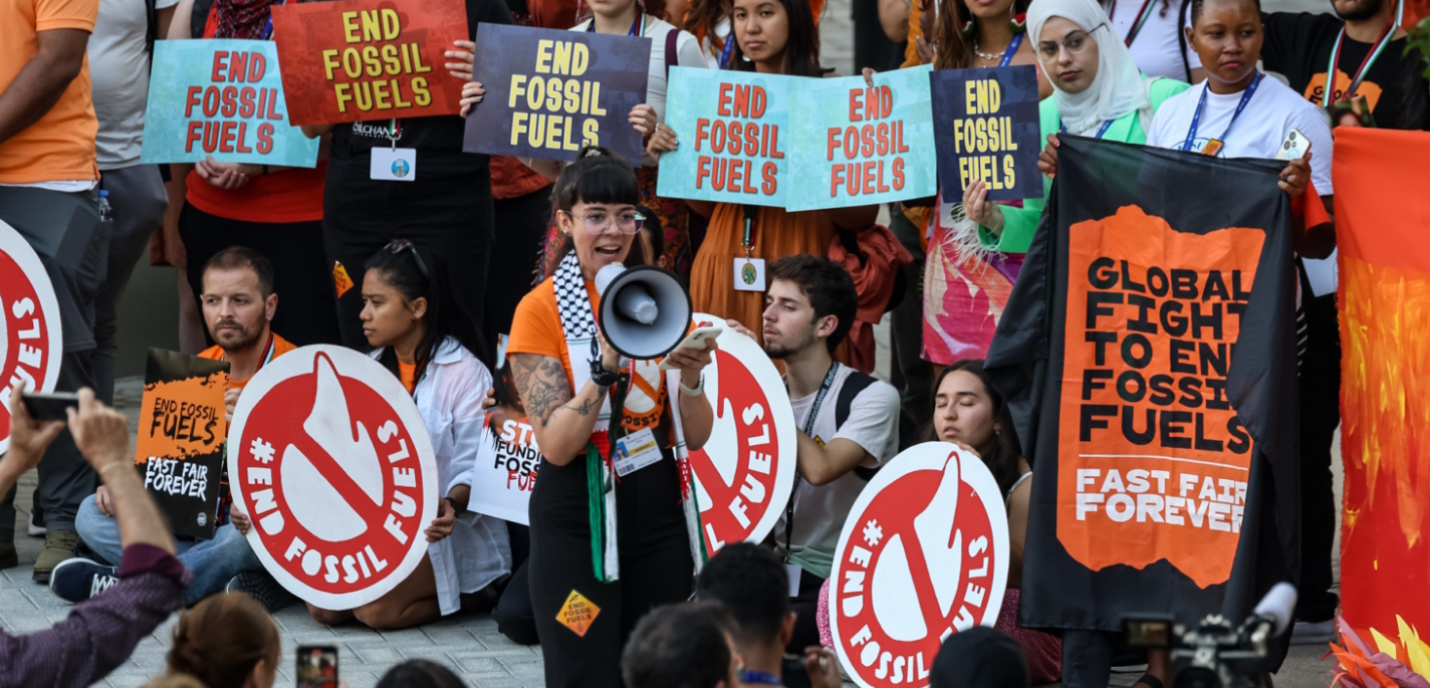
[
  {"xmin": 228, "ymin": 346, "xmax": 438, "ymax": 610},
  {"xmin": 830, "ymin": 443, "xmax": 1009, "ymax": 688},
  {"xmin": 0, "ymin": 220, "xmax": 63, "ymax": 454},
  {"xmin": 686, "ymin": 315, "xmax": 797, "ymax": 556}
]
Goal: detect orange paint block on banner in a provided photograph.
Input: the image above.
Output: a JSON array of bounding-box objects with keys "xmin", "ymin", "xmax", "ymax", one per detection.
[{"xmin": 557, "ymin": 590, "xmax": 600, "ymax": 637}]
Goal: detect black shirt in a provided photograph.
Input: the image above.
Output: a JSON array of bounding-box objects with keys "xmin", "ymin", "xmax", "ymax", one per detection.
[{"xmin": 1262, "ymin": 11, "xmax": 1430, "ymax": 130}]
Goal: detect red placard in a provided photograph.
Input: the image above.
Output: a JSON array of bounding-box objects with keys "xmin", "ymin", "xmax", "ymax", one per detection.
[
  {"xmin": 271, "ymin": 0, "xmax": 469, "ymax": 125},
  {"xmin": 0, "ymin": 220, "xmax": 63, "ymax": 455}
]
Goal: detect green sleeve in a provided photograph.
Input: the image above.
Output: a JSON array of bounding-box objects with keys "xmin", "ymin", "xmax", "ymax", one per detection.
[{"xmin": 978, "ymin": 99, "xmax": 1059, "ymax": 254}]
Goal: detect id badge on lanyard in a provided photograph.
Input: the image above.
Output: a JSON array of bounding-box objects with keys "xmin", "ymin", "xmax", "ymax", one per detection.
[
  {"xmin": 734, "ymin": 205, "xmax": 766, "ymax": 292},
  {"xmin": 371, "ymin": 119, "xmax": 417, "ymax": 181}
]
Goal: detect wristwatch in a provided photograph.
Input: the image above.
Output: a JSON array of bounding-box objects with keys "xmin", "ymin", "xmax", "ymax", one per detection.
[
  {"xmin": 590, "ymin": 359, "xmax": 623, "ymax": 387},
  {"xmin": 679, "ymin": 375, "xmax": 705, "ymax": 397}
]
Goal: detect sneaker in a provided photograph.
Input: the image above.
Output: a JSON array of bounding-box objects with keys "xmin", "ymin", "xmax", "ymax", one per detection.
[
  {"xmin": 226, "ymin": 570, "xmax": 296, "ymax": 612},
  {"xmin": 0, "ymin": 541, "xmax": 17, "ymax": 570},
  {"xmin": 27, "ymin": 511, "xmax": 45, "ymax": 537},
  {"xmin": 1291, "ymin": 619, "xmax": 1337, "ymax": 645},
  {"xmin": 48, "ymin": 557, "xmax": 119, "ymax": 603},
  {"xmin": 33, "ymin": 530, "xmax": 82, "ymax": 584}
]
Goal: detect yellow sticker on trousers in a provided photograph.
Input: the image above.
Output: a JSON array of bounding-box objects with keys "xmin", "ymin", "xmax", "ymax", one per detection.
[{"xmin": 557, "ymin": 590, "xmax": 600, "ymax": 637}]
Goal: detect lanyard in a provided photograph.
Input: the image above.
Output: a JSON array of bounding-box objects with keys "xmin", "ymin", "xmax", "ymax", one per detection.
[
  {"xmin": 222, "ymin": 334, "xmax": 276, "ymax": 372},
  {"xmin": 1060, "ymin": 119, "xmax": 1115, "ymax": 139},
  {"xmin": 1321, "ymin": 23, "xmax": 1396, "ymax": 107},
  {"xmin": 783, "ymin": 363, "xmax": 839, "ymax": 562},
  {"xmin": 589, "ymin": 11, "xmax": 645, "ymax": 36},
  {"xmin": 741, "ymin": 205, "xmax": 758, "ymax": 258},
  {"xmin": 998, "ymin": 33, "xmax": 1023, "ymax": 67},
  {"xmin": 1110, "ymin": 0, "xmax": 1158, "ymax": 47},
  {"xmin": 388, "ymin": 118, "xmax": 401, "ymax": 149},
  {"xmin": 741, "ymin": 670, "xmax": 784, "ymax": 686},
  {"xmin": 1182, "ymin": 72, "xmax": 1262, "ymax": 154},
  {"xmin": 717, "ymin": 31, "xmax": 736, "ymax": 68}
]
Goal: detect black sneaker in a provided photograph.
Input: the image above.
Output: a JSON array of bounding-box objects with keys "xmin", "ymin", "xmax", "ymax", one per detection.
[
  {"xmin": 0, "ymin": 542, "xmax": 17, "ymax": 570},
  {"xmin": 225, "ymin": 570, "xmax": 295, "ymax": 612},
  {"xmin": 48, "ymin": 558, "xmax": 119, "ymax": 604}
]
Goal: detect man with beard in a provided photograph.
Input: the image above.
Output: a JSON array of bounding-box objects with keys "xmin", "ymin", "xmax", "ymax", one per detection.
[
  {"xmin": 50, "ymin": 247, "xmax": 294, "ymax": 607},
  {"xmin": 1259, "ymin": 0, "xmax": 1428, "ymax": 645},
  {"xmin": 727, "ymin": 254, "xmax": 901, "ymax": 655}
]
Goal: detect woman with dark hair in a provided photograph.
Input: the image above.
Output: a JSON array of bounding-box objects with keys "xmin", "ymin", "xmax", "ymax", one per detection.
[
  {"xmin": 162, "ymin": 593, "xmax": 280, "ymax": 688},
  {"xmin": 297, "ymin": 240, "xmax": 512, "ymax": 630},
  {"xmin": 648, "ymin": 0, "xmax": 879, "ymax": 333},
  {"xmin": 505, "ymin": 147, "xmax": 717, "ymax": 688}
]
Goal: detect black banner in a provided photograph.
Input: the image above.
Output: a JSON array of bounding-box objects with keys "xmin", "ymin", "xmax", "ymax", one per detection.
[{"xmin": 135, "ymin": 348, "xmax": 230, "ymax": 540}]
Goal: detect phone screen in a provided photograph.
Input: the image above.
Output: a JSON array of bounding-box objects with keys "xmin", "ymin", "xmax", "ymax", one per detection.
[{"xmin": 295, "ymin": 645, "xmax": 338, "ymax": 688}]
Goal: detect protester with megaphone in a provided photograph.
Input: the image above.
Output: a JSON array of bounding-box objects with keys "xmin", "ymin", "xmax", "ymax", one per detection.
[{"xmin": 506, "ymin": 146, "xmax": 718, "ymax": 688}]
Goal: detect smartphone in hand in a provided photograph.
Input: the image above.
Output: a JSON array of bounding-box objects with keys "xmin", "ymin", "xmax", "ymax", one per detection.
[
  {"xmin": 296, "ymin": 645, "xmax": 338, "ymax": 688},
  {"xmin": 20, "ymin": 392, "xmax": 79, "ymax": 422}
]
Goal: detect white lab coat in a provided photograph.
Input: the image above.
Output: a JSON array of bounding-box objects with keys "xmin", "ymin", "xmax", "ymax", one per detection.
[{"xmin": 371, "ymin": 338, "xmax": 511, "ymax": 615}]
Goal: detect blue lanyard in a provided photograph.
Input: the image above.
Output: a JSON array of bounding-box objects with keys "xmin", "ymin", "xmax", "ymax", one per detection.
[
  {"xmin": 740, "ymin": 670, "xmax": 784, "ymax": 686},
  {"xmin": 1182, "ymin": 72, "xmax": 1262, "ymax": 153},
  {"xmin": 1060, "ymin": 119, "xmax": 1115, "ymax": 139},
  {"xmin": 589, "ymin": 11, "xmax": 644, "ymax": 36},
  {"xmin": 717, "ymin": 32, "xmax": 736, "ymax": 68},
  {"xmin": 998, "ymin": 33, "xmax": 1023, "ymax": 67}
]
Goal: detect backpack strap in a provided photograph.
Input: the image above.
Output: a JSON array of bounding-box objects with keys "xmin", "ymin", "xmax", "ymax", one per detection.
[
  {"xmin": 664, "ymin": 26, "xmax": 680, "ymax": 78},
  {"xmin": 833, "ymin": 370, "xmax": 882, "ymax": 481}
]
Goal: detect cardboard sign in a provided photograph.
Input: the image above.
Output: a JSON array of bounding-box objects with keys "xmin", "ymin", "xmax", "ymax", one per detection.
[
  {"xmin": 683, "ymin": 315, "xmax": 796, "ymax": 556},
  {"xmin": 469, "ymin": 412, "xmax": 543, "ymax": 525},
  {"xmin": 462, "ymin": 24, "xmax": 651, "ymax": 163},
  {"xmin": 658, "ymin": 67, "xmax": 793, "ymax": 208},
  {"xmin": 139, "ymin": 40, "xmax": 320, "ymax": 166},
  {"xmin": 0, "ymin": 220, "xmax": 63, "ymax": 455},
  {"xmin": 228, "ymin": 346, "xmax": 439, "ymax": 610},
  {"xmin": 830, "ymin": 443, "xmax": 1009, "ymax": 688},
  {"xmin": 930, "ymin": 65, "xmax": 1042, "ymax": 202},
  {"xmin": 786, "ymin": 66, "xmax": 937, "ymax": 211},
  {"xmin": 271, "ymin": 0, "xmax": 469, "ymax": 125},
  {"xmin": 135, "ymin": 349, "xmax": 230, "ymax": 540}
]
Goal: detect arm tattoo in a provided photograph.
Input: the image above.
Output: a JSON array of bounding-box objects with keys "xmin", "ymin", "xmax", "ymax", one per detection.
[
  {"xmin": 562, "ymin": 397, "xmax": 599, "ymax": 416},
  {"xmin": 511, "ymin": 354, "xmax": 572, "ymax": 425}
]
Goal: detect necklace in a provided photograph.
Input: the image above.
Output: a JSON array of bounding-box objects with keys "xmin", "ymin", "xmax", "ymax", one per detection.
[{"xmin": 973, "ymin": 40, "xmax": 1004, "ymax": 61}]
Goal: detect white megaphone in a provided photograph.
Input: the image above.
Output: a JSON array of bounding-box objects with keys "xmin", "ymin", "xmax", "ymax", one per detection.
[{"xmin": 595, "ymin": 263, "xmax": 692, "ymax": 360}]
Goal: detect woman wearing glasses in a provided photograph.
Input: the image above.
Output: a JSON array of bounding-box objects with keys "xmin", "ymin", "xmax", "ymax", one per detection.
[
  {"xmin": 960, "ymin": 0, "xmax": 1190, "ymax": 255},
  {"xmin": 505, "ymin": 147, "xmax": 717, "ymax": 688},
  {"xmin": 299, "ymin": 240, "xmax": 512, "ymax": 630}
]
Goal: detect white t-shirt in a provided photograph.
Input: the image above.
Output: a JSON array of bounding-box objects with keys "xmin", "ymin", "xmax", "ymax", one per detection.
[
  {"xmin": 772, "ymin": 364, "xmax": 901, "ymax": 580},
  {"xmin": 88, "ymin": 0, "xmax": 181, "ymax": 170},
  {"xmin": 570, "ymin": 16, "xmax": 707, "ymax": 124},
  {"xmin": 1103, "ymin": 0, "xmax": 1202, "ymax": 81},
  {"xmin": 1147, "ymin": 73, "xmax": 1334, "ymax": 195}
]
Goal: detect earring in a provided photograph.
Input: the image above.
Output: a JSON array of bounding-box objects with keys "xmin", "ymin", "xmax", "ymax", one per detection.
[
  {"xmin": 1010, "ymin": 12, "xmax": 1026, "ymax": 34},
  {"xmin": 960, "ymin": 19, "xmax": 974, "ymax": 36}
]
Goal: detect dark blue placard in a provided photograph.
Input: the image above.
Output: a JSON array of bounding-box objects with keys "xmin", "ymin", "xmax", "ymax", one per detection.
[
  {"xmin": 930, "ymin": 65, "xmax": 1043, "ymax": 202},
  {"xmin": 462, "ymin": 24, "xmax": 651, "ymax": 163}
]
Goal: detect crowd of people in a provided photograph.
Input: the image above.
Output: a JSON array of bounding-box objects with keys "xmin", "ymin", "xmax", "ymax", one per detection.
[{"xmin": 2, "ymin": 0, "xmax": 1427, "ymax": 679}]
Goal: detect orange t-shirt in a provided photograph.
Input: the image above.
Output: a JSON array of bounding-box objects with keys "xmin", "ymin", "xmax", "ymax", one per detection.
[
  {"xmin": 0, "ymin": 0, "xmax": 100, "ymax": 184},
  {"xmin": 397, "ymin": 360, "xmax": 417, "ymax": 394},
  {"xmin": 507, "ymin": 277, "xmax": 671, "ymax": 434},
  {"xmin": 198, "ymin": 332, "xmax": 297, "ymax": 389}
]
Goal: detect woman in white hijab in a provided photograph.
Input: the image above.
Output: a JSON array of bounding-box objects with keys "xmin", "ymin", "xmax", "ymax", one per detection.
[{"xmin": 960, "ymin": 0, "xmax": 1191, "ymax": 254}]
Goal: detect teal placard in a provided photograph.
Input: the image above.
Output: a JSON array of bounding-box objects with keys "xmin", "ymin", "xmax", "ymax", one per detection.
[
  {"xmin": 140, "ymin": 40, "xmax": 319, "ymax": 167},
  {"xmin": 657, "ymin": 67, "xmax": 796, "ymax": 208},
  {"xmin": 785, "ymin": 65, "xmax": 935, "ymax": 211}
]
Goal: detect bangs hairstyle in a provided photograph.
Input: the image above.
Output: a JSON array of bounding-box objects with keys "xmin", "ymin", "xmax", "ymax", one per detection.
[
  {"xmin": 365, "ymin": 241, "xmax": 492, "ymax": 375},
  {"xmin": 733, "ymin": 0, "xmax": 824, "ymax": 77},
  {"xmin": 554, "ymin": 146, "xmax": 640, "ymax": 212}
]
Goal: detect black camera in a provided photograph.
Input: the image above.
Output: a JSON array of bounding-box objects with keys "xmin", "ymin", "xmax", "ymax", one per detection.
[{"xmin": 1122, "ymin": 583, "xmax": 1297, "ymax": 688}]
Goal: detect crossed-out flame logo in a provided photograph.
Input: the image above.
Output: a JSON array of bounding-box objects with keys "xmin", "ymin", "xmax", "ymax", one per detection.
[
  {"xmin": 686, "ymin": 315, "xmax": 797, "ymax": 555},
  {"xmin": 830, "ymin": 443, "xmax": 1009, "ymax": 688},
  {"xmin": 229, "ymin": 346, "xmax": 438, "ymax": 610},
  {"xmin": 0, "ymin": 220, "xmax": 62, "ymax": 454}
]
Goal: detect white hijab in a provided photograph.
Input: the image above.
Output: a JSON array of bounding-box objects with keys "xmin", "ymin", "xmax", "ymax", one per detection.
[{"xmin": 1026, "ymin": 0, "xmax": 1154, "ymax": 136}]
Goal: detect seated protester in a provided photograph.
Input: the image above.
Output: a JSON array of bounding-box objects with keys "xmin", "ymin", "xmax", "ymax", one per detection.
[
  {"xmin": 295, "ymin": 240, "xmax": 512, "ymax": 630},
  {"xmin": 696, "ymin": 543, "xmax": 843, "ymax": 688},
  {"xmin": 58, "ymin": 247, "xmax": 294, "ymax": 608},
  {"xmin": 161, "ymin": 592, "xmax": 280, "ymax": 688},
  {"xmin": 964, "ymin": 0, "xmax": 1192, "ymax": 254},
  {"xmin": 930, "ymin": 627, "xmax": 1030, "ymax": 688},
  {"xmin": 726, "ymin": 255, "xmax": 901, "ymax": 654},
  {"xmin": 376, "ymin": 660, "xmax": 468, "ymax": 688},
  {"xmin": 622, "ymin": 601, "xmax": 741, "ymax": 688},
  {"xmin": 810, "ymin": 361, "xmax": 1062, "ymax": 685},
  {"xmin": 0, "ymin": 389, "xmax": 186, "ymax": 688},
  {"xmin": 1145, "ymin": 0, "xmax": 1335, "ymax": 260},
  {"xmin": 488, "ymin": 343, "xmax": 543, "ymax": 647}
]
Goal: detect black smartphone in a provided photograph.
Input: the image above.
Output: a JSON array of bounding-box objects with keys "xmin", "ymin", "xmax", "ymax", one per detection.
[
  {"xmin": 295, "ymin": 644, "xmax": 338, "ymax": 688},
  {"xmin": 20, "ymin": 392, "xmax": 79, "ymax": 422}
]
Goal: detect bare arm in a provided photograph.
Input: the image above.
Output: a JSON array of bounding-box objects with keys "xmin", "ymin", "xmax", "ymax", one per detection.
[
  {"xmin": 794, "ymin": 434, "xmax": 872, "ymax": 486},
  {"xmin": 167, "ymin": 0, "xmax": 193, "ymax": 38},
  {"xmin": 0, "ymin": 29, "xmax": 91, "ymax": 147},
  {"xmin": 664, "ymin": 341, "xmax": 717, "ymax": 451},
  {"xmin": 878, "ymin": 0, "xmax": 911, "ymax": 43},
  {"xmin": 156, "ymin": 5, "xmax": 176, "ymax": 38},
  {"xmin": 511, "ymin": 353, "xmax": 608, "ymax": 465},
  {"xmin": 1006, "ymin": 473, "xmax": 1031, "ymax": 589}
]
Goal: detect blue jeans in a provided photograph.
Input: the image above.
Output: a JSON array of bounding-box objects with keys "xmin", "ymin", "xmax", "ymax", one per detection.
[{"xmin": 76, "ymin": 495, "xmax": 263, "ymax": 606}]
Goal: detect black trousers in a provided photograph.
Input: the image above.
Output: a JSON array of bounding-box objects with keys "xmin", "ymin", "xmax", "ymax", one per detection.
[
  {"xmin": 323, "ymin": 156, "xmax": 495, "ymax": 350},
  {"xmin": 1297, "ymin": 290, "xmax": 1340, "ymax": 622},
  {"xmin": 485, "ymin": 186, "xmax": 552, "ymax": 345},
  {"xmin": 528, "ymin": 453, "xmax": 694, "ymax": 688},
  {"xmin": 786, "ymin": 568, "xmax": 827, "ymax": 654},
  {"xmin": 178, "ymin": 203, "xmax": 341, "ymax": 346}
]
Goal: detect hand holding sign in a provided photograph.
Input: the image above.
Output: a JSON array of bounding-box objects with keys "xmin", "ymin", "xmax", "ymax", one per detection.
[{"xmin": 931, "ymin": 65, "xmax": 1042, "ymax": 202}]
